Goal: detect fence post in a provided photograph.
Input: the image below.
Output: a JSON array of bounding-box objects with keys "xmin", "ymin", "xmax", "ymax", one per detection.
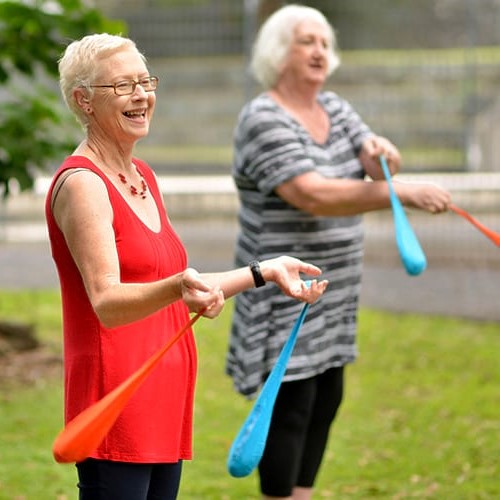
[{"xmin": 243, "ymin": 0, "xmax": 259, "ymax": 103}]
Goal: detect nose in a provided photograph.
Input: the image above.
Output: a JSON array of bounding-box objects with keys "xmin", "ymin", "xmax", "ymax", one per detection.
[
  {"xmin": 313, "ymin": 40, "xmax": 327, "ymax": 53},
  {"xmin": 132, "ymin": 82, "xmax": 148, "ymax": 98}
]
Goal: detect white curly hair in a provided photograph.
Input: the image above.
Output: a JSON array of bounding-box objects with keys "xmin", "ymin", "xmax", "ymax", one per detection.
[{"xmin": 251, "ymin": 4, "xmax": 340, "ymax": 89}]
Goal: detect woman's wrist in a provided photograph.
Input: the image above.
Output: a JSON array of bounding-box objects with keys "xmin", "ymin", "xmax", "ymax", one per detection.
[
  {"xmin": 393, "ymin": 182, "xmax": 409, "ymax": 207},
  {"xmin": 249, "ymin": 260, "xmax": 266, "ymax": 287}
]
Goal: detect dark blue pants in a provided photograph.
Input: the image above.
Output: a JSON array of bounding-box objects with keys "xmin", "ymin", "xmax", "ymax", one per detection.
[
  {"xmin": 258, "ymin": 366, "xmax": 344, "ymax": 497},
  {"xmin": 76, "ymin": 458, "xmax": 183, "ymax": 500}
]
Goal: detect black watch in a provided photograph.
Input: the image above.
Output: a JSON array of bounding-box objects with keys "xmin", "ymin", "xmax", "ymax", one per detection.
[{"xmin": 249, "ymin": 260, "xmax": 266, "ymax": 288}]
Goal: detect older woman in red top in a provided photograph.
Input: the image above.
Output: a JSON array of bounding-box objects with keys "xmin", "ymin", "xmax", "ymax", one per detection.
[{"xmin": 45, "ymin": 33, "xmax": 328, "ymax": 500}]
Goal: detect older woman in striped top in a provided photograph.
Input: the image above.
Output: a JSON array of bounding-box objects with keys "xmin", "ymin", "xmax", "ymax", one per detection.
[{"xmin": 226, "ymin": 5, "xmax": 451, "ymax": 500}]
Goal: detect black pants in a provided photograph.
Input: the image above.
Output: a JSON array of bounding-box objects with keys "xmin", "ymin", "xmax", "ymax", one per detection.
[
  {"xmin": 259, "ymin": 366, "xmax": 344, "ymax": 497},
  {"xmin": 76, "ymin": 458, "xmax": 183, "ymax": 500}
]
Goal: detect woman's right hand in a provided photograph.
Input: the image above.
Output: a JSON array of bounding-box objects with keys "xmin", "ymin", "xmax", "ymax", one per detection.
[
  {"xmin": 396, "ymin": 182, "xmax": 452, "ymax": 214},
  {"xmin": 180, "ymin": 268, "xmax": 225, "ymax": 318}
]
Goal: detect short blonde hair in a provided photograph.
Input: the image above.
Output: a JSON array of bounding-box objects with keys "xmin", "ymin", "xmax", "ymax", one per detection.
[
  {"xmin": 58, "ymin": 33, "xmax": 145, "ymax": 128},
  {"xmin": 251, "ymin": 4, "xmax": 340, "ymax": 89}
]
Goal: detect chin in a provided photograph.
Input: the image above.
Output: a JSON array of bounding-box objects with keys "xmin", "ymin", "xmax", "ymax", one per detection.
[{"xmin": 133, "ymin": 125, "xmax": 150, "ymax": 138}]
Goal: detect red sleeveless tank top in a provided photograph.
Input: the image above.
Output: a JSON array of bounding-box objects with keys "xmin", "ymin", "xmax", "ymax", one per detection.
[{"xmin": 45, "ymin": 156, "xmax": 197, "ymax": 462}]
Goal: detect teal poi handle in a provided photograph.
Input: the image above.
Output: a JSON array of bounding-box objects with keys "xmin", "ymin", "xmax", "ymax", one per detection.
[{"xmin": 380, "ymin": 155, "xmax": 427, "ymax": 276}]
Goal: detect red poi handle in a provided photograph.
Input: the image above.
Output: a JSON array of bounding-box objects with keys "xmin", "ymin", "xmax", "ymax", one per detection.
[{"xmin": 53, "ymin": 310, "xmax": 204, "ymax": 463}]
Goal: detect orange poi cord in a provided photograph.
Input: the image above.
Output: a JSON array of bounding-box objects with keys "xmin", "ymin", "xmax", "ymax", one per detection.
[{"xmin": 450, "ymin": 204, "xmax": 500, "ymax": 247}]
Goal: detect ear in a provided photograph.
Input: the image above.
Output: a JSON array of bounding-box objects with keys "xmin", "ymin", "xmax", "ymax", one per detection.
[{"xmin": 74, "ymin": 88, "xmax": 91, "ymax": 113}]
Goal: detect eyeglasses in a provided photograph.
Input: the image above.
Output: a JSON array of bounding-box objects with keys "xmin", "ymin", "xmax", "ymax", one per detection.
[{"xmin": 89, "ymin": 76, "xmax": 159, "ymax": 96}]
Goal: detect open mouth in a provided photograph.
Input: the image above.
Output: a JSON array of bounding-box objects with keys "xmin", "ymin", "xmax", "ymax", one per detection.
[
  {"xmin": 310, "ymin": 61, "xmax": 323, "ymax": 69},
  {"xmin": 123, "ymin": 109, "xmax": 147, "ymax": 119}
]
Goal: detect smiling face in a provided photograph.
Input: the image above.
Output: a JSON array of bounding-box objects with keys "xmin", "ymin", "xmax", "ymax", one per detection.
[
  {"xmin": 281, "ymin": 19, "xmax": 331, "ymax": 87},
  {"xmin": 85, "ymin": 48, "xmax": 156, "ymax": 146}
]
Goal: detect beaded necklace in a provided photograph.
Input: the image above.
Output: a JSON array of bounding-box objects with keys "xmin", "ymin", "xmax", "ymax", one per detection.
[
  {"xmin": 85, "ymin": 142, "xmax": 148, "ymax": 200},
  {"xmin": 118, "ymin": 167, "xmax": 148, "ymax": 199}
]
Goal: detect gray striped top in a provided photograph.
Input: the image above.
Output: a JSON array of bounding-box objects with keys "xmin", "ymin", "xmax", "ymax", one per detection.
[{"xmin": 226, "ymin": 91, "xmax": 373, "ymax": 397}]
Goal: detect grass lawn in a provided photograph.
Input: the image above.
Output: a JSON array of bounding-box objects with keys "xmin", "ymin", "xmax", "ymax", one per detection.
[{"xmin": 0, "ymin": 289, "xmax": 498, "ymax": 499}]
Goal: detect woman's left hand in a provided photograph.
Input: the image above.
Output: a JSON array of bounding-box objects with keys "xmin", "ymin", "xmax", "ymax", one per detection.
[
  {"xmin": 360, "ymin": 135, "xmax": 401, "ymax": 180},
  {"xmin": 260, "ymin": 256, "xmax": 329, "ymax": 304}
]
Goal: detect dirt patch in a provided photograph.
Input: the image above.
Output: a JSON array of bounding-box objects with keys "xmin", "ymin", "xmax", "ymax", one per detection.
[
  {"xmin": 0, "ymin": 347, "xmax": 62, "ymax": 391},
  {"xmin": 0, "ymin": 321, "xmax": 62, "ymax": 392}
]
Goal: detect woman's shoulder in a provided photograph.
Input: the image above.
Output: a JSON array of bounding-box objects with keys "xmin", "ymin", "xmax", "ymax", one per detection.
[
  {"xmin": 58, "ymin": 155, "xmax": 97, "ymax": 171},
  {"xmin": 238, "ymin": 93, "xmax": 289, "ymax": 128},
  {"xmin": 132, "ymin": 157, "xmax": 154, "ymax": 175},
  {"xmin": 239, "ymin": 93, "xmax": 272, "ymax": 117},
  {"xmin": 246, "ymin": 92, "xmax": 274, "ymax": 109},
  {"xmin": 49, "ymin": 156, "xmax": 102, "ymax": 190},
  {"xmin": 319, "ymin": 90, "xmax": 349, "ymax": 108},
  {"xmin": 320, "ymin": 91, "xmax": 361, "ymax": 117}
]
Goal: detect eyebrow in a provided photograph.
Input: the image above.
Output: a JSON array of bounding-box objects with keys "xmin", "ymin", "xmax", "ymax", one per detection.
[{"xmin": 108, "ymin": 72, "xmax": 151, "ymax": 81}]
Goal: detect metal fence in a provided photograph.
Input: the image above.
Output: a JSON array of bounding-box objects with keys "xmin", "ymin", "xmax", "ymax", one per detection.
[
  {"xmin": 113, "ymin": 0, "xmax": 500, "ymax": 56},
  {"xmin": 106, "ymin": 0, "xmax": 500, "ymax": 173}
]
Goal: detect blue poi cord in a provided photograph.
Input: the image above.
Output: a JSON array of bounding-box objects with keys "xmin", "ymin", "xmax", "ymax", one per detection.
[{"xmin": 227, "ymin": 283, "xmax": 311, "ymax": 478}]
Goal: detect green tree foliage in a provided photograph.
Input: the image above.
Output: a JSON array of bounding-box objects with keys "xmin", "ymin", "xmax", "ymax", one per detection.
[{"xmin": 0, "ymin": 0, "xmax": 125, "ymax": 198}]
